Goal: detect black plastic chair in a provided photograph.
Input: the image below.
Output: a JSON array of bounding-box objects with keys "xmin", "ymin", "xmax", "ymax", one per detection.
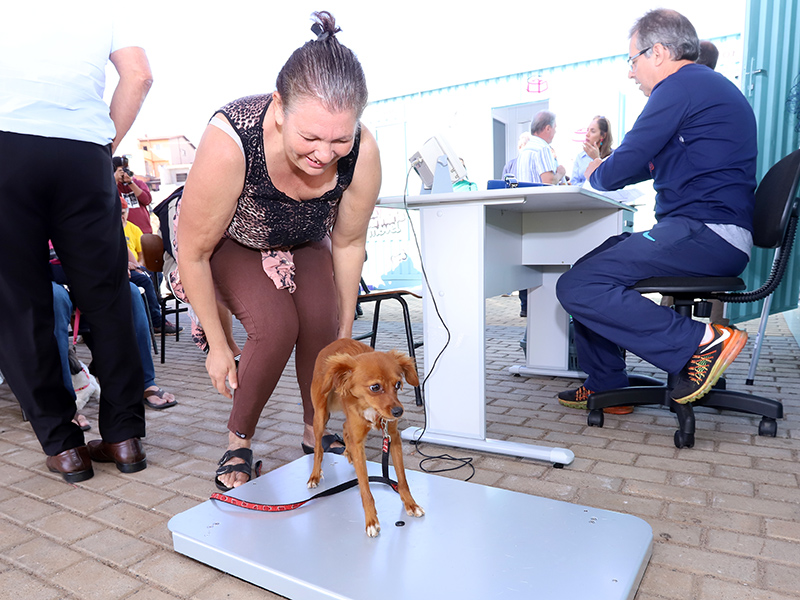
[
  {"xmin": 353, "ymin": 278, "xmax": 424, "ymax": 406},
  {"xmin": 586, "ymin": 150, "xmax": 800, "ymax": 448}
]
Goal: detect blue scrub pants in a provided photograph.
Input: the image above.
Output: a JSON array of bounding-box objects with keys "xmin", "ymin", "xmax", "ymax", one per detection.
[{"xmin": 556, "ymin": 217, "xmax": 749, "ymax": 392}]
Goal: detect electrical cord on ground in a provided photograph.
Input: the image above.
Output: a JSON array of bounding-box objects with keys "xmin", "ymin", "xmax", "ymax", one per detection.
[{"xmin": 400, "ymin": 164, "xmax": 475, "ymax": 481}]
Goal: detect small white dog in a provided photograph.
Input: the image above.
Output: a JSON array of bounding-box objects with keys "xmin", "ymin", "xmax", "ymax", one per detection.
[{"xmin": 71, "ymin": 361, "xmax": 100, "ymax": 410}]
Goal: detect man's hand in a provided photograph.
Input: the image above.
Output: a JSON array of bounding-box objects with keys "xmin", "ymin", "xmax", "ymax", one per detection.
[{"xmin": 585, "ymin": 158, "xmax": 603, "ymax": 181}]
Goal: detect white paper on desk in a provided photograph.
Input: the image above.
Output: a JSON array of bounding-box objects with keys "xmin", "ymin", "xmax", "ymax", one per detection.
[{"xmin": 582, "ymin": 180, "xmax": 643, "ymax": 204}]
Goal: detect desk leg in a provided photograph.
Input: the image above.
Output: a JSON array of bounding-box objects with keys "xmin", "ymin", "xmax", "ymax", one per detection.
[
  {"xmin": 508, "ymin": 266, "xmax": 585, "ymax": 379},
  {"xmin": 410, "ymin": 204, "xmax": 574, "ymax": 465}
]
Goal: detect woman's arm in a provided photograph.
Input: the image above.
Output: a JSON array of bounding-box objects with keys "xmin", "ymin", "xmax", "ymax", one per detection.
[
  {"xmin": 177, "ymin": 121, "xmax": 245, "ymax": 398},
  {"xmin": 330, "ymin": 126, "xmax": 381, "ymax": 339}
]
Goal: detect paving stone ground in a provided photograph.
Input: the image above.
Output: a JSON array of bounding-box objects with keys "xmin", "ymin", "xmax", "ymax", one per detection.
[{"xmin": 1, "ymin": 293, "xmax": 798, "ymax": 599}]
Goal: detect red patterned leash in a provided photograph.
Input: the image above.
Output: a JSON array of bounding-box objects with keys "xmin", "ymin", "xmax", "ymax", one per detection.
[{"xmin": 211, "ymin": 426, "xmax": 397, "ymax": 512}]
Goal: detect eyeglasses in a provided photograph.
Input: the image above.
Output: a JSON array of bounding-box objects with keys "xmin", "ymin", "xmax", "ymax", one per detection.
[{"xmin": 627, "ymin": 46, "xmax": 652, "ymax": 71}]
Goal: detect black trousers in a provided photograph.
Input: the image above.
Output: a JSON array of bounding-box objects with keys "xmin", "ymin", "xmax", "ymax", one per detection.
[{"xmin": 0, "ymin": 131, "xmax": 145, "ymax": 456}]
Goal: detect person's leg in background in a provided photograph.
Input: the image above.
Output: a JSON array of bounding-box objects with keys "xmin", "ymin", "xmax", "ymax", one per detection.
[
  {"xmin": 129, "ymin": 282, "xmax": 177, "ymax": 409},
  {"xmin": 557, "ymin": 219, "xmax": 748, "ymax": 394},
  {"xmin": 0, "ymin": 132, "xmax": 95, "ymax": 481},
  {"xmin": 52, "ymin": 283, "xmax": 92, "ymax": 430},
  {"xmin": 52, "ymin": 283, "xmax": 75, "ymax": 394},
  {"xmin": 47, "ymin": 139, "xmax": 146, "ymax": 458},
  {"xmin": 129, "ymin": 269, "xmax": 163, "ymax": 328},
  {"xmin": 519, "ymin": 289, "xmax": 528, "ymax": 318}
]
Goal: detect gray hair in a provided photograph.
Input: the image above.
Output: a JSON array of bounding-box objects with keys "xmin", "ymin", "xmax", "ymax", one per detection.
[
  {"xmin": 276, "ymin": 11, "xmax": 368, "ymax": 118},
  {"xmin": 630, "ymin": 9, "xmax": 700, "ymax": 62},
  {"xmin": 531, "ymin": 110, "xmax": 556, "ymax": 135}
]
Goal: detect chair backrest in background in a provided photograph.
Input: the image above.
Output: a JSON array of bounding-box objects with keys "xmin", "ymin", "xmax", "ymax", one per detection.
[
  {"xmin": 141, "ymin": 233, "xmax": 165, "ymax": 274},
  {"xmin": 753, "ymin": 149, "xmax": 800, "ymax": 249}
]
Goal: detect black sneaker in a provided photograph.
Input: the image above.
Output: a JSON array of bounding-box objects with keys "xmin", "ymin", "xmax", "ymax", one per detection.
[
  {"xmin": 557, "ymin": 385, "xmax": 594, "ymax": 409},
  {"xmin": 670, "ymin": 324, "xmax": 748, "ymax": 404},
  {"xmin": 155, "ymin": 320, "xmax": 183, "ymax": 335}
]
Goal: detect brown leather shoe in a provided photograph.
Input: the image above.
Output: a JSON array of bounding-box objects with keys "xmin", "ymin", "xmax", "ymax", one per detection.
[
  {"xmin": 46, "ymin": 446, "xmax": 94, "ymax": 483},
  {"xmin": 87, "ymin": 438, "xmax": 147, "ymax": 473}
]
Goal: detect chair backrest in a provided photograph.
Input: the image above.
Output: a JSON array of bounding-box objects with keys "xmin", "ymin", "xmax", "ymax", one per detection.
[
  {"xmin": 753, "ymin": 149, "xmax": 800, "ymax": 249},
  {"xmin": 140, "ymin": 233, "xmax": 165, "ymax": 273}
]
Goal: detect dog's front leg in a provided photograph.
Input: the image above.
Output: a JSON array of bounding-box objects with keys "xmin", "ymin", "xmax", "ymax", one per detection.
[
  {"xmin": 307, "ymin": 398, "xmax": 329, "ymax": 489},
  {"xmin": 387, "ymin": 420, "xmax": 425, "ymax": 518},
  {"xmin": 346, "ymin": 420, "xmax": 380, "ymax": 536}
]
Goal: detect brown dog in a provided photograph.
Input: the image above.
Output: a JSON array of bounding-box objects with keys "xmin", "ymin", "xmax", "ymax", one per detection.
[{"xmin": 307, "ymin": 338, "xmax": 424, "ymax": 537}]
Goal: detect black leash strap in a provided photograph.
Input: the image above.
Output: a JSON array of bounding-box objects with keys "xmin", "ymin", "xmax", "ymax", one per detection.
[{"xmin": 210, "ymin": 430, "xmax": 398, "ymax": 512}]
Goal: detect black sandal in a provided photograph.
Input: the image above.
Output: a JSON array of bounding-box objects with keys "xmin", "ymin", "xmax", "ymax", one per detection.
[
  {"xmin": 214, "ymin": 448, "xmax": 262, "ymax": 492},
  {"xmin": 301, "ymin": 433, "xmax": 346, "ymax": 456}
]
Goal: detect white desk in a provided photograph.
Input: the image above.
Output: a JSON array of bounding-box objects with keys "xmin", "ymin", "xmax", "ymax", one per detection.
[{"xmin": 379, "ymin": 187, "xmax": 633, "ymax": 464}]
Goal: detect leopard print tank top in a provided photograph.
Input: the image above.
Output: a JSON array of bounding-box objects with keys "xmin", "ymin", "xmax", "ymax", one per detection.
[{"xmin": 216, "ymin": 94, "xmax": 361, "ymax": 250}]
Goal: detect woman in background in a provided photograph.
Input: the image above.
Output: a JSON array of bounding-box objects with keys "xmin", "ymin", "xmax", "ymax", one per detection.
[{"xmin": 571, "ymin": 116, "xmax": 613, "ymax": 186}]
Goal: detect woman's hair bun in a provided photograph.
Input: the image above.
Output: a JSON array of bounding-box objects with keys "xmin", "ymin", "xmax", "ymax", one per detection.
[{"xmin": 311, "ymin": 11, "xmax": 341, "ymax": 42}]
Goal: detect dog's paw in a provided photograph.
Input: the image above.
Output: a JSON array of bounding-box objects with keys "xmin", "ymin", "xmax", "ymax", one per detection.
[
  {"xmin": 365, "ymin": 522, "xmax": 381, "ymax": 537},
  {"xmin": 405, "ymin": 503, "xmax": 425, "ymax": 518},
  {"xmin": 307, "ymin": 472, "xmax": 322, "ymax": 489}
]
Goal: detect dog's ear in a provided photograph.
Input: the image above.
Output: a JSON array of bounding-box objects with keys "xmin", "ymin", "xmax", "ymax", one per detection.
[
  {"xmin": 388, "ymin": 350, "xmax": 420, "ymax": 386},
  {"xmin": 323, "ymin": 353, "xmax": 359, "ymax": 396}
]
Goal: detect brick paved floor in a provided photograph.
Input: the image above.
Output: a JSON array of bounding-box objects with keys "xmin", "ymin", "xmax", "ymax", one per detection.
[{"xmin": 1, "ymin": 294, "xmax": 798, "ymax": 599}]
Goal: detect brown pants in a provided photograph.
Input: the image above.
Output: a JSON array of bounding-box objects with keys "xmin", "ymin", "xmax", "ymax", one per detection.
[{"xmin": 210, "ymin": 237, "xmax": 338, "ymax": 439}]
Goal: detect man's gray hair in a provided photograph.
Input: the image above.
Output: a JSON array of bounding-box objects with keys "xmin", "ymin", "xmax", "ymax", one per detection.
[
  {"xmin": 630, "ymin": 9, "xmax": 700, "ymax": 62},
  {"xmin": 531, "ymin": 110, "xmax": 556, "ymax": 135}
]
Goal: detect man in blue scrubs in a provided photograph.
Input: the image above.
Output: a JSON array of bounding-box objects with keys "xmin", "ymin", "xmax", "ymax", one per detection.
[{"xmin": 556, "ymin": 9, "xmax": 757, "ymax": 410}]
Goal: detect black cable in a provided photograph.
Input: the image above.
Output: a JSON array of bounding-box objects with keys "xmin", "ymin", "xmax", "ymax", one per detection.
[{"xmin": 400, "ymin": 165, "xmax": 475, "ymax": 481}]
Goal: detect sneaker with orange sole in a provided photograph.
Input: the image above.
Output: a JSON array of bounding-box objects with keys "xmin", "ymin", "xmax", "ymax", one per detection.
[
  {"xmin": 557, "ymin": 386, "xmax": 633, "ymax": 414},
  {"xmin": 670, "ymin": 324, "xmax": 748, "ymax": 404}
]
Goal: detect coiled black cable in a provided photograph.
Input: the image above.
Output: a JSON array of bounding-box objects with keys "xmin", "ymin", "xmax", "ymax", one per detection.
[{"xmin": 713, "ymin": 215, "xmax": 798, "ymax": 303}]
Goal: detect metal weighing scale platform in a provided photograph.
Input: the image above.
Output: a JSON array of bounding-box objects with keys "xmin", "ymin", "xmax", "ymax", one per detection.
[{"xmin": 169, "ymin": 454, "xmax": 652, "ymax": 600}]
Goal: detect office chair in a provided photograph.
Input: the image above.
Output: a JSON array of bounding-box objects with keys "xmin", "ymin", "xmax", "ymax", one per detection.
[
  {"xmin": 585, "ymin": 149, "xmax": 800, "ymax": 448},
  {"xmin": 354, "ymin": 277, "xmax": 424, "ymax": 406},
  {"xmin": 140, "ymin": 233, "xmax": 188, "ymax": 363}
]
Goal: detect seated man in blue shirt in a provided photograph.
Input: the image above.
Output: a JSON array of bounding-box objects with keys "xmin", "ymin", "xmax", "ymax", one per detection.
[{"xmin": 556, "ymin": 9, "xmax": 756, "ymax": 410}]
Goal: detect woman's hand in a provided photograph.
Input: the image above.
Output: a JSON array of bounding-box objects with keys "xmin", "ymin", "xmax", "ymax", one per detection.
[
  {"xmin": 206, "ymin": 345, "xmax": 238, "ymax": 399},
  {"xmin": 583, "ymin": 141, "xmax": 601, "ymax": 160}
]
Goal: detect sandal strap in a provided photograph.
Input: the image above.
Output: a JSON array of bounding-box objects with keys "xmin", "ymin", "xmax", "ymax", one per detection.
[
  {"xmin": 216, "ymin": 462, "xmax": 253, "ymax": 477},
  {"xmin": 217, "ymin": 447, "xmax": 253, "ymax": 468},
  {"xmin": 320, "ymin": 433, "xmax": 345, "ymax": 449}
]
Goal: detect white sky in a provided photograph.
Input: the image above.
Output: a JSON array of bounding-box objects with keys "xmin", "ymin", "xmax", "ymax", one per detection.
[{"xmin": 115, "ymin": 0, "xmax": 746, "ymax": 155}]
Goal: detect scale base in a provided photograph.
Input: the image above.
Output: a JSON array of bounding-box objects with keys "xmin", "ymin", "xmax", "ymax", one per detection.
[{"xmin": 169, "ymin": 454, "xmax": 652, "ymax": 600}]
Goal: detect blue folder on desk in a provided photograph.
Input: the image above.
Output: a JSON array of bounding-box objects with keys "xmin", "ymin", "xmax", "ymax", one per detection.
[{"xmin": 487, "ymin": 179, "xmax": 547, "ymax": 190}]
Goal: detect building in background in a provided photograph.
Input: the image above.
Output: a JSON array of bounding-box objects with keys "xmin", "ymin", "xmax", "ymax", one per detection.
[{"xmin": 136, "ymin": 135, "xmax": 197, "ymax": 191}]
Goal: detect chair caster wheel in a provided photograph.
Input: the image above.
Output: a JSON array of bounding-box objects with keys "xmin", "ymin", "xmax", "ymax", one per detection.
[
  {"xmin": 587, "ymin": 410, "xmax": 604, "ymax": 428},
  {"xmin": 758, "ymin": 417, "xmax": 777, "ymax": 437},
  {"xmin": 674, "ymin": 430, "xmax": 695, "ymax": 448}
]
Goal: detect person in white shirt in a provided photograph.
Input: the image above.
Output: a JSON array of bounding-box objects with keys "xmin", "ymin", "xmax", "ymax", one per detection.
[
  {"xmin": 0, "ymin": 4, "xmax": 152, "ymax": 483},
  {"xmin": 516, "ymin": 110, "xmax": 567, "ymax": 184}
]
